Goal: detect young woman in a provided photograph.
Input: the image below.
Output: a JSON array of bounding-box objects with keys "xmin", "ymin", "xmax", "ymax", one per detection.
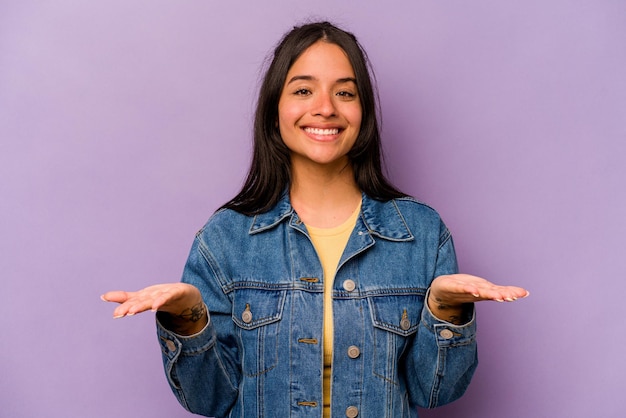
[{"xmin": 103, "ymin": 21, "xmax": 528, "ymax": 418}]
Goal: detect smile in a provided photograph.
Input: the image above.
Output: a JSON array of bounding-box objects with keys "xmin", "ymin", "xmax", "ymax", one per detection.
[{"xmin": 304, "ymin": 127, "xmax": 340, "ymax": 136}]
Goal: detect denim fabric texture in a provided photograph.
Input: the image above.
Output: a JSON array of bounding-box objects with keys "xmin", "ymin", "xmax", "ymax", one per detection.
[{"xmin": 156, "ymin": 193, "xmax": 478, "ymax": 418}]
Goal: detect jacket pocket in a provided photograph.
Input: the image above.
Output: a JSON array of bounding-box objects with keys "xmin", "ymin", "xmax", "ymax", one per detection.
[
  {"xmin": 232, "ymin": 288, "xmax": 286, "ymax": 376},
  {"xmin": 368, "ymin": 293, "xmax": 423, "ymax": 385}
]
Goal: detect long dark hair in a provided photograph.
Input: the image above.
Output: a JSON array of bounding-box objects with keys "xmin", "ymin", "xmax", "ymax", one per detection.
[{"xmin": 222, "ymin": 21, "xmax": 404, "ymax": 215}]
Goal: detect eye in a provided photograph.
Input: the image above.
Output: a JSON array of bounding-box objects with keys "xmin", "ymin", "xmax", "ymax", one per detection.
[
  {"xmin": 294, "ymin": 88, "xmax": 311, "ymax": 96},
  {"xmin": 336, "ymin": 90, "xmax": 356, "ymax": 99}
]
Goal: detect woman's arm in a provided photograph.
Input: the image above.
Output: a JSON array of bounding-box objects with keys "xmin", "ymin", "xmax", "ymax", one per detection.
[
  {"xmin": 102, "ymin": 282, "xmax": 208, "ymax": 335},
  {"xmin": 102, "ymin": 237, "xmax": 241, "ymax": 417}
]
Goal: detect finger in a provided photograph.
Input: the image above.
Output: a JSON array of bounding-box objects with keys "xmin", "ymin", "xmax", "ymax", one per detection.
[
  {"xmin": 113, "ymin": 298, "xmax": 154, "ymax": 318},
  {"xmin": 101, "ymin": 290, "xmax": 133, "ymax": 304},
  {"xmin": 496, "ymin": 285, "xmax": 529, "ymax": 301},
  {"xmin": 477, "ymin": 286, "xmax": 530, "ymax": 303},
  {"xmin": 116, "ymin": 287, "xmax": 180, "ymax": 317},
  {"xmin": 505, "ymin": 287, "xmax": 530, "ymax": 301},
  {"xmin": 107, "ymin": 291, "xmax": 155, "ymax": 318},
  {"xmin": 126, "ymin": 299, "xmax": 158, "ymax": 316}
]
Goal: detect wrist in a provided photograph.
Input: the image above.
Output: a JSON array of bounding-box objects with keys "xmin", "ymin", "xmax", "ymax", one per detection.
[
  {"xmin": 157, "ymin": 302, "xmax": 208, "ymax": 335},
  {"xmin": 427, "ymin": 291, "xmax": 472, "ymax": 325}
]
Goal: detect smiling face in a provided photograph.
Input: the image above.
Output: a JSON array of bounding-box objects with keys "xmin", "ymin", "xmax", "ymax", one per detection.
[{"xmin": 278, "ymin": 41, "xmax": 362, "ymax": 171}]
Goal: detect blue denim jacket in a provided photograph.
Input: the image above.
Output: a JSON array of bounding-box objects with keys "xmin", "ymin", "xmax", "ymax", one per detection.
[{"xmin": 157, "ymin": 193, "xmax": 477, "ymax": 418}]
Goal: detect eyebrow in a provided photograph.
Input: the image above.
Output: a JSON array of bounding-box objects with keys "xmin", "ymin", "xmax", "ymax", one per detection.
[{"xmin": 286, "ymin": 75, "xmax": 357, "ymax": 85}]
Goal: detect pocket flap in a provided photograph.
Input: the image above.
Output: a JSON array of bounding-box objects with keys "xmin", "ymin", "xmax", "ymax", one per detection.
[
  {"xmin": 232, "ymin": 288, "xmax": 286, "ymax": 330},
  {"xmin": 368, "ymin": 293, "xmax": 423, "ymax": 336}
]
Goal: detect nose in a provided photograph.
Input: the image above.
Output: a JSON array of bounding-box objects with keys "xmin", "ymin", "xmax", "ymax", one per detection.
[{"xmin": 312, "ymin": 92, "xmax": 336, "ymax": 117}]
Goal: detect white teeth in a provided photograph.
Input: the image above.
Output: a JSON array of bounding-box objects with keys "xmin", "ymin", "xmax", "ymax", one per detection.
[{"xmin": 304, "ymin": 127, "xmax": 339, "ymax": 135}]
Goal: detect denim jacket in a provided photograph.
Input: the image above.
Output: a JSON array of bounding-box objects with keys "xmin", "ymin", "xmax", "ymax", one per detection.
[{"xmin": 156, "ymin": 193, "xmax": 477, "ymax": 418}]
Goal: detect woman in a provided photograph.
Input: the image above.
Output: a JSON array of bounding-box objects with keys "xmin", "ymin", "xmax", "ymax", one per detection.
[{"xmin": 103, "ymin": 21, "xmax": 528, "ymax": 418}]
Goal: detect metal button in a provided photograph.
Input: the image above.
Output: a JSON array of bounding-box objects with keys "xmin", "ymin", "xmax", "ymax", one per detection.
[
  {"xmin": 400, "ymin": 309, "xmax": 411, "ymax": 331},
  {"xmin": 400, "ymin": 318, "xmax": 411, "ymax": 330},
  {"xmin": 439, "ymin": 329, "xmax": 454, "ymax": 339},
  {"xmin": 347, "ymin": 345, "xmax": 360, "ymax": 359},
  {"xmin": 343, "ymin": 279, "xmax": 356, "ymax": 292},
  {"xmin": 242, "ymin": 304, "xmax": 252, "ymax": 324},
  {"xmin": 165, "ymin": 340, "xmax": 177, "ymax": 352},
  {"xmin": 346, "ymin": 406, "xmax": 359, "ymax": 417}
]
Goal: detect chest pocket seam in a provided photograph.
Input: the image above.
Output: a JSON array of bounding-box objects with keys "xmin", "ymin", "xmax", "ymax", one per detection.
[
  {"xmin": 368, "ymin": 293, "xmax": 424, "ymax": 385},
  {"xmin": 231, "ymin": 288, "xmax": 286, "ymax": 377}
]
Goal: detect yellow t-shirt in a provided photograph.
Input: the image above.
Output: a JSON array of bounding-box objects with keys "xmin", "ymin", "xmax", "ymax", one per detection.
[{"xmin": 305, "ymin": 202, "xmax": 361, "ymax": 418}]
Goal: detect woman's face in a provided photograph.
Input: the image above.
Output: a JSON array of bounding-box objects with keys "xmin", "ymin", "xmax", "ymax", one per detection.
[{"xmin": 278, "ymin": 41, "xmax": 362, "ymax": 170}]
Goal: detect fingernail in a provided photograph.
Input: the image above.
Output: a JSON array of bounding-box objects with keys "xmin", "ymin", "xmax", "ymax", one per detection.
[
  {"xmin": 100, "ymin": 295, "xmax": 107, "ymax": 302},
  {"xmin": 505, "ymin": 297, "xmax": 516, "ymax": 302},
  {"xmin": 113, "ymin": 314, "xmax": 124, "ymax": 319},
  {"xmin": 472, "ymin": 293, "xmax": 480, "ymax": 298}
]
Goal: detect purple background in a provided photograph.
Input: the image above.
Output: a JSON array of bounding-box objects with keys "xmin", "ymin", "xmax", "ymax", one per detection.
[{"xmin": 1, "ymin": 1, "xmax": 625, "ymax": 417}]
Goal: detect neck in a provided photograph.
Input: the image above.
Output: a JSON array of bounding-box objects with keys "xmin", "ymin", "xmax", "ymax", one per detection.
[{"xmin": 289, "ymin": 158, "xmax": 361, "ymax": 228}]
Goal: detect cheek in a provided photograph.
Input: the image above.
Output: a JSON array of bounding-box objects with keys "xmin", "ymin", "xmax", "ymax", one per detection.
[
  {"xmin": 277, "ymin": 104, "xmax": 296, "ymax": 141},
  {"xmin": 354, "ymin": 113, "xmax": 363, "ymax": 129},
  {"xmin": 277, "ymin": 106, "xmax": 290, "ymax": 132},
  {"xmin": 339, "ymin": 100, "xmax": 362, "ymax": 124},
  {"xmin": 347, "ymin": 107, "xmax": 363, "ymax": 130},
  {"xmin": 278, "ymin": 100, "xmax": 301, "ymax": 125}
]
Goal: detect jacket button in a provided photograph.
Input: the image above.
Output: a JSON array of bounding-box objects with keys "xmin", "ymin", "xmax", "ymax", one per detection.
[
  {"xmin": 165, "ymin": 340, "xmax": 177, "ymax": 352},
  {"xmin": 242, "ymin": 311, "xmax": 252, "ymax": 323},
  {"xmin": 242, "ymin": 304, "xmax": 253, "ymax": 324},
  {"xmin": 346, "ymin": 406, "xmax": 359, "ymax": 417},
  {"xmin": 439, "ymin": 329, "xmax": 454, "ymax": 339},
  {"xmin": 400, "ymin": 317, "xmax": 411, "ymax": 331},
  {"xmin": 400, "ymin": 308, "xmax": 411, "ymax": 331},
  {"xmin": 342, "ymin": 279, "xmax": 356, "ymax": 292},
  {"xmin": 347, "ymin": 345, "xmax": 360, "ymax": 359}
]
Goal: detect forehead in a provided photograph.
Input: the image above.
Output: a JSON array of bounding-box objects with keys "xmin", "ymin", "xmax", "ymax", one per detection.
[{"xmin": 286, "ymin": 41, "xmax": 355, "ymax": 78}]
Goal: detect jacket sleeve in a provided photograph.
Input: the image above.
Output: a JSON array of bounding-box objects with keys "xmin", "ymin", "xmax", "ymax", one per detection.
[
  {"xmin": 405, "ymin": 223, "xmax": 478, "ymax": 408},
  {"xmin": 156, "ymin": 233, "xmax": 240, "ymax": 417}
]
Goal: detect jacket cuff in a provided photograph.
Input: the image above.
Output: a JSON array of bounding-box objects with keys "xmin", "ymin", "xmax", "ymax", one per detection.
[
  {"xmin": 422, "ymin": 291, "xmax": 476, "ymax": 347},
  {"xmin": 156, "ymin": 309, "xmax": 215, "ymax": 360}
]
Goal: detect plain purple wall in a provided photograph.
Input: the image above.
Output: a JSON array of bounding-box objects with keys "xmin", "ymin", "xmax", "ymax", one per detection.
[{"xmin": 1, "ymin": 1, "xmax": 625, "ymax": 417}]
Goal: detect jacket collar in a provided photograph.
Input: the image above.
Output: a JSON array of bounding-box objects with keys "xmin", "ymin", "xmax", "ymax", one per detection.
[{"xmin": 249, "ymin": 192, "xmax": 413, "ymax": 242}]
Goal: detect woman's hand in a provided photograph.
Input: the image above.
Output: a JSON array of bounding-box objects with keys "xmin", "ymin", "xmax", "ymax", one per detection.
[
  {"xmin": 430, "ymin": 274, "xmax": 529, "ymax": 304},
  {"xmin": 427, "ymin": 274, "xmax": 529, "ymax": 324},
  {"xmin": 430, "ymin": 274, "xmax": 529, "ymax": 306},
  {"xmin": 101, "ymin": 283, "xmax": 208, "ymax": 335}
]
